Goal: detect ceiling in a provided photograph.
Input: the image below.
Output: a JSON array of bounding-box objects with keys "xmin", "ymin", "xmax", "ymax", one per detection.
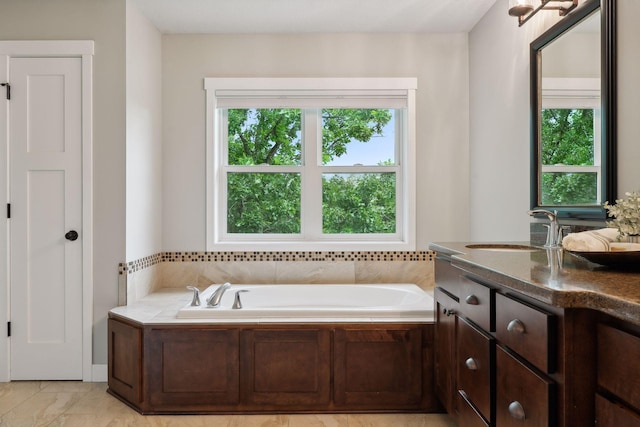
[{"xmin": 132, "ymin": 0, "xmax": 498, "ymax": 34}]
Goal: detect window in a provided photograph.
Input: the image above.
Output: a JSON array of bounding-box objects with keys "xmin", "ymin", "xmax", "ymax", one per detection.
[
  {"xmin": 540, "ymin": 77, "xmax": 601, "ymax": 206},
  {"xmin": 205, "ymin": 78, "xmax": 417, "ymax": 251}
]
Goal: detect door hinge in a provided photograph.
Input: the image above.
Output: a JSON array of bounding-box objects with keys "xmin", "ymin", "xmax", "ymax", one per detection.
[
  {"xmin": 7, "ymin": 322, "xmax": 10, "ymax": 337},
  {"xmin": 6, "ymin": 203, "xmax": 10, "ymax": 219},
  {"xmin": 0, "ymin": 83, "xmax": 9, "ymax": 100}
]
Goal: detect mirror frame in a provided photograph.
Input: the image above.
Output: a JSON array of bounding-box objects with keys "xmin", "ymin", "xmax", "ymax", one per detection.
[{"xmin": 530, "ymin": 0, "xmax": 616, "ymax": 220}]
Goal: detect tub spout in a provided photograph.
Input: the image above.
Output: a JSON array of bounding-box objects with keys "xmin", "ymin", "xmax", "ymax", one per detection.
[{"xmin": 207, "ymin": 282, "xmax": 231, "ymax": 307}]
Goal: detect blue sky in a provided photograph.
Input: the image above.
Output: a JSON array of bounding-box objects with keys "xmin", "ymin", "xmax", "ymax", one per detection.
[{"xmin": 324, "ymin": 111, "xmax": 396, "ymax": 166}]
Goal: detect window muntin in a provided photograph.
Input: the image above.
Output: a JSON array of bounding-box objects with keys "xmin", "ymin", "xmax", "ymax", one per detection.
[{"xmin": 205, "ymin": 78, "xmax": 416, "ymax": 251}]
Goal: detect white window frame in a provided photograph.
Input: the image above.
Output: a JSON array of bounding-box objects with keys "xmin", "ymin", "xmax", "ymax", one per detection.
[
  {"xmin": 205, "ymin": 77, "xmax": 417, "ymax": 251},
  {"xmin": 541, "ymin": 77, "xmax": 602, "ymax": 202}
]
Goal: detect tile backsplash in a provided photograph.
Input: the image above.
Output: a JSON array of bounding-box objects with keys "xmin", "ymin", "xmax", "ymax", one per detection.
[{"xmin": 120, "ymin": 251, "xmax": 435, "ymax": 306}]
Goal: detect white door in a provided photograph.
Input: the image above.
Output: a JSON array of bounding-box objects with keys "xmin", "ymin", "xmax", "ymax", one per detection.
[{"xmin": 9, "ymin": 57, "xmax": 83, "ymax": 380}]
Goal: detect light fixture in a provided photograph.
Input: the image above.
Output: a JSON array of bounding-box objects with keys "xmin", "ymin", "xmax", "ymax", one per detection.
[{"xmin": 509, "ymin": 0, "xmax": 579, "ymax": 26}]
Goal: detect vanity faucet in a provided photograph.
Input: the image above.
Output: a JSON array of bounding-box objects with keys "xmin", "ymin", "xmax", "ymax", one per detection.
[
  {"xmin": 207, "ymin": 282, "xmax": 231, "ymax": 307},
  {"xmin": 528, "ymin": 209, "xmax": 562, "ymax": 248}
]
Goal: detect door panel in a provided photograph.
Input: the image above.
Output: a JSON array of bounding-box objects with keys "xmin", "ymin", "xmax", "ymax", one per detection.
[{"xmin": 9, "ymin": 57, "xmax": 83, "ymax": 380}]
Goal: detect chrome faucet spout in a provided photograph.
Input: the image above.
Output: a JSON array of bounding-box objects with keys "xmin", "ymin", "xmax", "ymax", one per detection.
[
  {"xmin": 207, "ymin": 282, "xmax": 231, "ymax": 307},
  {"xmin": 528, "ymin": 209, "xmax": 561, "ymax": 248}
]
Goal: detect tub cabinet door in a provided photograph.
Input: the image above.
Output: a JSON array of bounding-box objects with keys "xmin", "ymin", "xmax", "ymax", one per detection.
[
  {"xmin": 333, "ymin": 326, "xmax": 423, "ymax": 409},
  {"xmin": 145, "ymin": 327, "xmax": 240, "ymax": 411},
  {"xmin": 240, "ymin": 329, "xmax": 331, "ymax": 409},
  {"xmin": 108, "ymin": 319, "xmax": 142, "ymax": 407}
]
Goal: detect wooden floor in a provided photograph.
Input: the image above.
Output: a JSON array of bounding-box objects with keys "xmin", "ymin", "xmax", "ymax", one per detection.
[{"xmin": 0, "ymin": 382, "xmax": 456, "ymax": 427}]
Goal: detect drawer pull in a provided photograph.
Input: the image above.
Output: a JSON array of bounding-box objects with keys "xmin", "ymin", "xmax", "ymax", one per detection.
[
  {"xmin": 507, "ymin": 319, "xmax": 526, "ymax": 334},
  {"xmin": 464, "ymin": 357, "xmax": 478, "ymax": 371},
  {"xmin": 465, "ymin": 294, "xmax": 480, "ymax": 305},
  {"xmin": 508, "ymin": 401, "xmax": 526, "ymax": 420}
]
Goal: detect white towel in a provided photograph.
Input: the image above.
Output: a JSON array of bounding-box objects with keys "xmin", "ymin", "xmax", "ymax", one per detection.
[{"xmin": 562, "ymin": 228, "xmax": 620, "ymax": 252}]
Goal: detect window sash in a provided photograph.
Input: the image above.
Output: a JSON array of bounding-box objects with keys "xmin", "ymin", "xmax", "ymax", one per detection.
[
  {"xmin": 220, "ymin": 108, "xmax": 403, "ymax": 241},
  {"xmin": 206, "ymin": 78, "xmax": 417, "ymax": 251}
]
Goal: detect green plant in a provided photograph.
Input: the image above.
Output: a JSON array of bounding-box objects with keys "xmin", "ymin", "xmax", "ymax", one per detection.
[{"xmin": 604, "ymin": 191, "xmax": 640, "ymax": 236}]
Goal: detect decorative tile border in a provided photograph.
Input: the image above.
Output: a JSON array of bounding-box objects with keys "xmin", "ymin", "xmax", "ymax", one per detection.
[
  {"xmin": 118, "ymin": 253, "xmax": 163, "ymax": 275},
  {"xmin": 119, "ymin": 250, "xmax": 435, "ymax": 275}
]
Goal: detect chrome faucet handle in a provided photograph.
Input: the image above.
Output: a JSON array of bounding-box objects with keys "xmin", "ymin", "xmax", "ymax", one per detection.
[
  {"xmin": 558, "ymin": 225, "xmax": 571, "ymax": 246},
  {"xmin": 186, "ymin": 286, "xmax": 201, "ymax": 306},
  {"xmin": 232, "ymin": 290, "xmax": 249, "ymax": 310}
]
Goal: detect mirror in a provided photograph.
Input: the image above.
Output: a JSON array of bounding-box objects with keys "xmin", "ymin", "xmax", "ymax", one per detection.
[{"xmin": 530, "ymin": 0, "xmax": 616, "ymax": 220}]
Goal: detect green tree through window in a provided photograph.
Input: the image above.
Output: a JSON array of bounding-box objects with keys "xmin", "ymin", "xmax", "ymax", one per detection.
[
  {"xmin": 540, "ymin": 108, "xmax": 598, "ymax": 205},
  {"xmin": 226, "ymin": 108, "xmax": 395, "ymax": 234}
]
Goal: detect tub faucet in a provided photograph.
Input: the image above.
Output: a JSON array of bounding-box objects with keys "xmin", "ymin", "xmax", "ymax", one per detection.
[
  {"xmin": 528, "ymin": 209, "xmax": 561, "ymax": 248},
  {"xmin": 207, "ymin": 282, "xmax": 231, "ymax": 307}
]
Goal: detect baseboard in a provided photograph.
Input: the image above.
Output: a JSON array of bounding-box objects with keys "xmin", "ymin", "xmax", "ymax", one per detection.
[{"xmin": 91, "ymin": 364, "xmax": 108, "ymax": 382}]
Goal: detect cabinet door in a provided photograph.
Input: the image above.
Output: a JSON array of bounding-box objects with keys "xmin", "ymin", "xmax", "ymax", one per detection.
[
  {"xmin": 241, "ymin": 329, "xmax": 331, "ymax": 408},
  {"xmin": 458, "ymin": 317, "xmax": 494, "ymax": 423},
  {"xmin": 458, "ymin": 391, "xmax": 490, "ymax": 427},
  {"xmin": 146, "ymin": 328, "xmax": 240, "ymax": 410},
  {"xmin": 598, "ymin": 323, "xmax": 640, "ymax": 411},
  {"xmin": 496, "ymin": 346, "xmax": 554, "ymax": 427},
  {"xmin": 334, "ymin": 326, "xmax": 422, "ymax": 409},
  {"xmin": 108, "ymin": 319, "xmax": 142, "ymax": 406},
  {"xmin": 435, "ymin": 287, "xmax": 458, "ymax": 415},
  {"xmin": 596, "ymin": 394, "xmax": 640, "ymax": 427}
]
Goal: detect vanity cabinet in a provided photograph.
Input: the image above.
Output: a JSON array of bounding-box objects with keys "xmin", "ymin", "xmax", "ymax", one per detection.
[
  {"xmin": 433, "ymin": 259, "xmax": 592, "ymax": 427},
  {"xmin": 108, "ymin": 317, "xmax": 438, "ymax": 414},
  {"xmin": 596, "ymin": 323, "xmax": 640, "ymax": 426}
]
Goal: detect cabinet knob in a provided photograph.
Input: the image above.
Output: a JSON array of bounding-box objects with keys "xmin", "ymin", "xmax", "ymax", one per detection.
[
  {"xmin": 508, "ymin": 401, "xmax": 526, "ymax": 420},
  {"xmin": 464, "ymin": 357, "xmax": 478, "ymax": 371},
  {"xmin": 442, "ymin": 308, "xmax": 456, "ymax": 317},
  {"xmin": 465, "ymin": 294, "xmax": 480, "ymax": 305},
  {"xmin": 507, "ymin": 319, "xmax": 526, "ymax": 334}
]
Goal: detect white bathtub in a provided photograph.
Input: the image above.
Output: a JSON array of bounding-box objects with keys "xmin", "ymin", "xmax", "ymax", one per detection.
[{"xmin": 176, "ymin": 283, "xmax": 434, "ymax": 322}]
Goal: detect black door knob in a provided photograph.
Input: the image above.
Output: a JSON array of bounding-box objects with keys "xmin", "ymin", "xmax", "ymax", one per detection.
[{"xmin": 65, "ymin": 230, "xmax": 79, "ymax": 241}]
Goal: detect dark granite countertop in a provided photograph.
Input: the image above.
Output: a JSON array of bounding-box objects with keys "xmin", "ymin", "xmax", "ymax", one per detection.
[{"xmin": 429, "ymin": 242, "xmax": 640, "ymax": 326}]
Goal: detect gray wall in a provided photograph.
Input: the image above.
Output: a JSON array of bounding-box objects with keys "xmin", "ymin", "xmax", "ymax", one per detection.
[
  {"xmin": 468, "ymin": 0, "xmax": 638, "ymax": 241},
  {"xmin": 161, "ymin": 33, "xmax": 472, "ymax": 251},
  {"xmin": 126, "ymin": 1, "xmax": 163, "ymax": 261}
]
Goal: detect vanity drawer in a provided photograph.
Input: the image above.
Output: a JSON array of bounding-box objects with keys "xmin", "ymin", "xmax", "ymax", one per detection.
[
  {"xmin": 458, "ymin": 276, "xmax": 494, "ymax": 332},
  {"xmin": 598, "ymin": 323, "xmax": 640, "ymax": 411},
  {"xmin": 495, "ymin": 293, "xmax": 555, "ymax": 373},
  {"xmin": 496, "ymin": 346, "xmax": 554, "ymax": 427},
  {"xmin": 596, "ymin": 394, "xmax": 640, "ymax": 427},
  {"xmin": 457, "ymin": 317, "xmax": 494, "ymax": 422},
  {"xmin": 435, "ymin": 257, "xmax": 460, "ymax": 299},
  {"xmin": 458, "ymin": 391, "xmax": 490, "ymax": 427}
]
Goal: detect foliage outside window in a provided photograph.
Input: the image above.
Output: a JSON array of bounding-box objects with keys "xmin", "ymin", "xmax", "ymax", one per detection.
[
  {"xmin": 540, "ymin": 78, "xmax": 601, "ymax": 207},
  {"xmin": 205, "ymin": 78, "xmax": 417, "ymax": 251},
  {"xmin": 540, "ymin": 108, "xmax": 599, "ymax": 205}
]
